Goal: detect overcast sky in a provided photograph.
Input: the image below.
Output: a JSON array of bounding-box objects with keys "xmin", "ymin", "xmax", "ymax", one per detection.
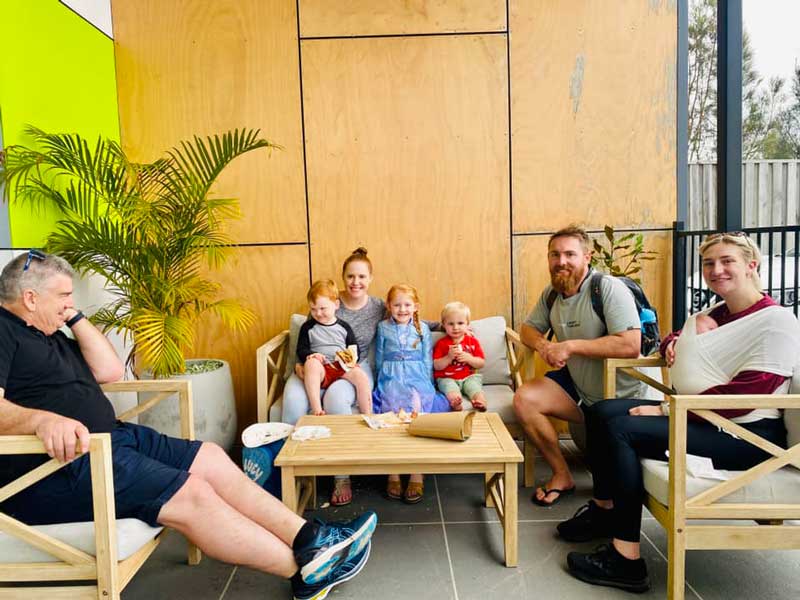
[{"xmin": 743, "ymin": 0, "xmax": 800, "ymax": 84}]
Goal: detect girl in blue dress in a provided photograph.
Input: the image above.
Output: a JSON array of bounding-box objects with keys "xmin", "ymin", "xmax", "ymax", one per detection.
[{"xmin": 373, "ymin": 284, "xmax": 448, "ymax": 503}]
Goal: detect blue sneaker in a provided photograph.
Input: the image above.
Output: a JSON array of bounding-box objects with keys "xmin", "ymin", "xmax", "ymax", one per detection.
[
  {"xmin": 296, "ymin": 511, "xmax": 377, "ymax": 584},
  {"xmin": 292, "ymin": 541, "xmax": 371, "ymax": 600}
]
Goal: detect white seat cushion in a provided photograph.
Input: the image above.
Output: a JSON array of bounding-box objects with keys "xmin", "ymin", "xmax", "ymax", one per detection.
[
  {"xmin": 0, "ymin": 518, "xmax": 163, "ymax": 563},
  {"xmin": 642, "ymin": 458, "xmax": 800, "ymax": 506}
]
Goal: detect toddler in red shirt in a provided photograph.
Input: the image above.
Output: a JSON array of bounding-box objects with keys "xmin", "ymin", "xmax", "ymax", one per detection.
[{"xmin": 432, "ymin": 302, "xmax": 487, "ymax": 411}]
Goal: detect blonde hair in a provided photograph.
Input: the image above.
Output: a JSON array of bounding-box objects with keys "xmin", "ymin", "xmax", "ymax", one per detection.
[
  {"xmin": 386, "ymin": 283, "xmax": 422, "ymax": 347},
  {"xmin": 341, "ymin": 247, "xmax": 373, "ymax": 277},
  {"xmin": 698, "ymin": 232, "xmax": 763, "ymax": 292},
  {"xmin": 307, "ymin": 279, "xmax": 339, "ymax": 303},
  {"xmin": 441, "ymin": 301, "xmax": 471, "ymax": 322}
]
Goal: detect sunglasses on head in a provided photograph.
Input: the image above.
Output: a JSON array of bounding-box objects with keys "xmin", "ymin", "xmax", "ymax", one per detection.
[
  {"xmin": 705, "ymin": 231, "xmax": 746, "ymax": 242},
  {"xmin": 22, "ymin": 249, "xmax": 46, "ymax": 271}
]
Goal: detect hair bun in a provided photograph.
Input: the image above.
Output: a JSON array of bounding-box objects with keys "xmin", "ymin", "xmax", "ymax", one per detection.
[{"xmin": 351, "ymin": 247, "xmax": 368, "ymax": 256}]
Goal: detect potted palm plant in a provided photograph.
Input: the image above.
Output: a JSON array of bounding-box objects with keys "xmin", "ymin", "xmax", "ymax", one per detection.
[{"xmin": 1, "ymin": 126, "xmax": 278, "ymax": 450}]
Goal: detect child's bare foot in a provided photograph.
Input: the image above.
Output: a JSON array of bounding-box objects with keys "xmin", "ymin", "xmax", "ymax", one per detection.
[
  {"xmin": 446, "ymin": 392, "xmax": 463, "ymax": 411},
  {"xmin": 470, "ymin": 393, "xmax": 487, "ymax": 412}
]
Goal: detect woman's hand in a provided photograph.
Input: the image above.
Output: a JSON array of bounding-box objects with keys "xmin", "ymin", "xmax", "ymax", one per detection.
[
  {"xmin": 664, "ymin": 340, "xmax": 677, "ymax": 367},
  {"xmin": 294, "ymin": 363, "xmax": 305, "ymax": 379},
  {"xmin": 629, "ymin": 405, "xmax": 663, "ymax": 417}
]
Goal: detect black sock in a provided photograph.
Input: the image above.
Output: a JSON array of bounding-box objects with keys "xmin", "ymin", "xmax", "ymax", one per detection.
[{"xmin": 292, "ymin": 521, "xmax": 317, "ymax": 553}]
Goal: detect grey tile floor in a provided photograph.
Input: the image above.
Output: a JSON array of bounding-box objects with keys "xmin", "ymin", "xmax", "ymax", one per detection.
[{"xmin": 122, "ymin": 444, "xmax": 800, "ymax": 599}]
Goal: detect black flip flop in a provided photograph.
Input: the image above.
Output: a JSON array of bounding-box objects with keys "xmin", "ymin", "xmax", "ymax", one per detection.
[{"xmin": 531, "ymin": 486, "xmax": 576, "ymax": 507}]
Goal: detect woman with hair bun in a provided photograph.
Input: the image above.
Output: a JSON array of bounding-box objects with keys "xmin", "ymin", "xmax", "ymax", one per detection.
[{"xmin": 282, "ymin": 247, "xmax": 385, "ymax": 506}]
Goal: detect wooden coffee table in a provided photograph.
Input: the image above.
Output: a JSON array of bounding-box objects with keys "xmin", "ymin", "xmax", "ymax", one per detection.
[{"xmin": 275, "ymin": 412, "xmax": 523, "ymax": 566}]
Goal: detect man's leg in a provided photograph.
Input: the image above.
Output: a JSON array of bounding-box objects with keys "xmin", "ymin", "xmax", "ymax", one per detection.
[
  {"xmin": 158, "ymin": 474, "xmax": 300, "ymax": 576},
  {"xmin": 513, "ymin": 371, "xmax": 583, "ymax": 505}
]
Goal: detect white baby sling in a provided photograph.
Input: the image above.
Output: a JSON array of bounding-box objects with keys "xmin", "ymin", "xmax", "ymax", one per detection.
[{"xmin": 670, "ymin": 302, "xmax": 800, "ymax": 423}]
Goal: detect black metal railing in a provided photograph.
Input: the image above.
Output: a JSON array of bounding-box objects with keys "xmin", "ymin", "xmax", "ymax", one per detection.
[{"xmin": 672, "ymin": 221, "xmax": 800, "ymax": 329}]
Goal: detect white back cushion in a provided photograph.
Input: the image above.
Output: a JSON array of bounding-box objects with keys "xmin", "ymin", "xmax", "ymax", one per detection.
[{"xmin": 786, "ymin": 363, "xmax": 800, "ymax": 447}]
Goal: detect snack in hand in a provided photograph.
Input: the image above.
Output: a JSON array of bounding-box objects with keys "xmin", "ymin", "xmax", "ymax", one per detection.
[{"xmin": 335, "ymin": 344, "xmax": 358, "ymax": 369}]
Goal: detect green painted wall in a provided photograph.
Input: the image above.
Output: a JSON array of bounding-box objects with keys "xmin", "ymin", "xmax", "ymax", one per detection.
[{"xmin": 0, "ymin": 0, "xmax": 119, "ymax": 248}]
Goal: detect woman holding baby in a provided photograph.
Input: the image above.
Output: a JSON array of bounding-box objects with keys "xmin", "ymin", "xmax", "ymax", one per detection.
[{"xmin": 560, "ymin": 232, "xmax": 800, "ymax": 593}]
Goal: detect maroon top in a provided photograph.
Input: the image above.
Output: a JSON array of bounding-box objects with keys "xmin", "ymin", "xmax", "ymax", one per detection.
[{"xmin": 660, "ymin": 295, "xmax": 787, "ymax": 419}]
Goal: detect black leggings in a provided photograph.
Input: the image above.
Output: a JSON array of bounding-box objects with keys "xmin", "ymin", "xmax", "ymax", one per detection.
[{"xmin": 584, "ymin": 399, "xmax": 787, "ymax": 543}]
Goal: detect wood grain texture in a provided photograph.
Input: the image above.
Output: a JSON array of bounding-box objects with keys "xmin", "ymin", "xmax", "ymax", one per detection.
[
  {"xmin": 299, "ymin": 0, "xmax": 506, "ymax": 38},
  {"xmin": 112, "ymin": 0, "xmax": 306, "ymax": 244},
  {"xmin": 188, "ymin": 245, "xmax": 309, "ymax": 428},
  {"xmin": 510, "ymin": 0, "xmax": 677, "ymax": 232},
  {"xmin": 302, "ymin": 34, "xmax": 511, "ymax": 323}
]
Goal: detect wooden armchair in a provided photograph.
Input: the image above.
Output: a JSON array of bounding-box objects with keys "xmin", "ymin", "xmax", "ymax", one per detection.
[
  {"xmin": 604, "ymin": 356, "xmax": 800, "ymax": 600},
  {"xmin": 0, "ymin": 380, "xmax": 201, "ymax": 599}
]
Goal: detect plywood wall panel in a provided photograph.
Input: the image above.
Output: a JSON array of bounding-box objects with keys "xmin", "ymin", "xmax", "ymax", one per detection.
[
  {"xmin": 299, "ymin": 0, "xmax": 505, "ymax": 38},
  {"xmin": 302, "ymin": 35, "xmax": 510, "ymax": 323},
  {"xmin": 112, "ymin": 0, "xmax": 306, "ymax": 245},
  {"xmin": 510, "ymin": 0, "xmax": 676, "ymax": 233},
  {"xmin": 189, "ymin": 245, "xmax": 310, "ymax": 428},
  {"xmin": 512, "ymin": 231, "xmax": 672, "ymax": 338}
]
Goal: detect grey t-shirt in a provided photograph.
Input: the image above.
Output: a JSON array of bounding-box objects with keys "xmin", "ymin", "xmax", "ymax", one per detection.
[
  {"xmin": 524, "ymin": 272, "xmax": 644, "ymax": 405},
  {"xmin": 336, "ymin": 296, "xmax": 386, "ymax": 362}
]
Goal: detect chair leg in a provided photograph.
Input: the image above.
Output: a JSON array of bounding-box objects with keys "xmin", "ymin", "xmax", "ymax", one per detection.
[
  {"xmin": 188, "ymin": 542, "xmax": 202, "ymax": 566},
  {"xmin": 523, "ymin": 437, "xmax": 535, "ymax": 488},
  {"xmin": 667, "ymin": 525, "xmax": 686, "ymax": 600}
]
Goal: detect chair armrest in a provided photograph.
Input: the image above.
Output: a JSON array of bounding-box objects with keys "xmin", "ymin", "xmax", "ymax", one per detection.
[
  {"xmin": 257, "ymin": 330, "xmax": 290, "ymax": 423},
  {"xmin": 664, "ymin": 393, "xmax": 800, "ymax": 512},
  {"xmin": 0, "ymin": 433, "xmax": 118, "ymax": 565},
  {"xmin": 505, "ymin": 327, "xmax": 533, "ymax": 389},
  {"xmin": 102, "ymin": 379, "xmax": 194, "ymax": 440},
  {"xmin": 603, "ymin": 356, "xmax": 671, "ymax": 399}
]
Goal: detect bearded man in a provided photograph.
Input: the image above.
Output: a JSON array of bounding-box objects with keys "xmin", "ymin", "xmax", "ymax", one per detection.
[{"xmin": 513, "ymin": 226, "xmax": 645, "ymax": 508}]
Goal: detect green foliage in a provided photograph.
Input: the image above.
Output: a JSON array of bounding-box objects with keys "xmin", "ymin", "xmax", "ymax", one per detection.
[
  {"xmin": 0, "ymin": 126, "xmax": 278, "ymax": 377},
  {"xmin": 590, "ymin": 225, "xmax": 657, "ymax": 284}
]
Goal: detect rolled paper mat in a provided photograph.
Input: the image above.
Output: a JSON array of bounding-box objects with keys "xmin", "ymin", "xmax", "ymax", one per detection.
[{"xmin": 408, "ymin": 411, "xmax": 476, "ymax": 441}]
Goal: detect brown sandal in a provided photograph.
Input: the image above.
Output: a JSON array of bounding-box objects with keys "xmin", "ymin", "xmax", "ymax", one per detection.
[
  {"xmin": 386, "ymin": 478, "xmax": 403, "ymax": 500},
  {"xmin": 403, "ymin": 481, "xmax": 424, "ymax": 504}
]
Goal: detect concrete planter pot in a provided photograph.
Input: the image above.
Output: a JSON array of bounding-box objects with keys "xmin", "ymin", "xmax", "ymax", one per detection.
[{"xmin": 139, "ymin": 359, "xmax": 237, "ymax": 451}]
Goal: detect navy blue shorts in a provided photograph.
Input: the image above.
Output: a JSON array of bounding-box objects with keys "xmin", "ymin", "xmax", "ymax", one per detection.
[
  {"xmin": 1, "ymin": 422, "xmax": 202, "ymax": 527},
  {"xmin": 544, "ymin": 366, "xmax": 583, "ymax": 405}
]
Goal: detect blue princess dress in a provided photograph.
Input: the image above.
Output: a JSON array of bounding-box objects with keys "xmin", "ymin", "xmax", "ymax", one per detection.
[{"xmin": 372, "ymin": 319, "xmax": 449, "ymax": 414}]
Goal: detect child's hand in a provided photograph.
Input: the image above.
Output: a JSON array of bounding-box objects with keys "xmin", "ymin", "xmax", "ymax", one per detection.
[
  {"xmin": 306, "ymin": 353, "xmax": 326, "ymax": 365},
  {"xmin": 294, "ymin": 363, "xmax": 305, "ymax": 379},
  {"xmin": 312, "ymin": 407, "xmax": 326, "ymax": 416}
]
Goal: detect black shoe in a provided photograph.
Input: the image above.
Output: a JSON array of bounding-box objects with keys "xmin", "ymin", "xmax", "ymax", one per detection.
[
  {"xmin": 567, "ymin": 542, "xmax": 650, "ymax": 593},
  {"xmin": 556, "ymin": 500, "xmax": 613, "ymax": 542}
]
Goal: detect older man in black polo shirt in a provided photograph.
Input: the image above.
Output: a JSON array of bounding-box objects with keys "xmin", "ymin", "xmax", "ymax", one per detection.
[{"xmin": 0, "ymin": 251, "xmax": 375, "ymax": 599}]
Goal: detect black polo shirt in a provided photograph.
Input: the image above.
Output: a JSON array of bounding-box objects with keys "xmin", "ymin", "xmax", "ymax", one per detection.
[{"xmin": 0, "ymin": 307, "xmax": 116, "ymax": 485}]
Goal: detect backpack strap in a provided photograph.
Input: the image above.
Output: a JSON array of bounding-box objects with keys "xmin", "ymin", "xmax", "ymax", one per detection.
[
  {"xmin": 545, "ymin": 288, "xmax": 558, "ymax": 340},
  {"xmin": 589, "ymin": 272, "xmax": 607, "ymax": 332}
]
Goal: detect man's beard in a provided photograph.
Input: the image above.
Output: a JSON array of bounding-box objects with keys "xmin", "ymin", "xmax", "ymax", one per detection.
[{"xmin": 550, "ymin": 267, "xmax": 583, "ymax": 294}]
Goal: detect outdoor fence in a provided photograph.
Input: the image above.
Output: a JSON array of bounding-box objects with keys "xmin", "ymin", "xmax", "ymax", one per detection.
[
  {"xmin": 688, "ymin": 160, "xmax": 800, "ymax": 229},
  {"xmin": 672, "ymin": 222, "xmax": 799, "ymax": 329}
]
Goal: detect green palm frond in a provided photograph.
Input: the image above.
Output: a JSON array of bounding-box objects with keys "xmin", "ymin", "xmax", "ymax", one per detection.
[{"xmin": 0, "ymin": 126, "xmax": 276, "ymax": 377}]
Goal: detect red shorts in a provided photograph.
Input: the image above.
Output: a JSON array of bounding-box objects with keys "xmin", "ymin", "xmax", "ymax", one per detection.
[{"xmin": 322, "ymin": 362, "xmax": 347, "ymax": 388}]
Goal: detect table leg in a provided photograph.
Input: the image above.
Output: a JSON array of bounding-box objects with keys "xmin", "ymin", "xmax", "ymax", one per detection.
[
  {"xmin": 282, "ymin": 467, "xmax": 298, "ymax": 514},
  {"xmin": 484, "ymin": 473, "xmax": 495, "ymax": 508},
  {"xmin": 503, "ymin": 462, "xmax": 518, "ymax": 567}
]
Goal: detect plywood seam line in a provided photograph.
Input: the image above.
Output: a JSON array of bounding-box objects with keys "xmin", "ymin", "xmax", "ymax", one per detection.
[
  {"xmin": 505, "ymin": 0, "xmax": 514, "ymax": 329},
  {"xmin": 296, "ymin": 0, "xmax": 313, "ymax": 286},
  {"xmin": 300, "ymin": 30, "xmax": 507, "ymax": 42}
]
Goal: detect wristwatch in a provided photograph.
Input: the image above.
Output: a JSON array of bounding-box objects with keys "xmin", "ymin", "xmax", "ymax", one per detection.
[{"xmin": 66, "ymin": 310, "xmax": 85, "ymax": 328}]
